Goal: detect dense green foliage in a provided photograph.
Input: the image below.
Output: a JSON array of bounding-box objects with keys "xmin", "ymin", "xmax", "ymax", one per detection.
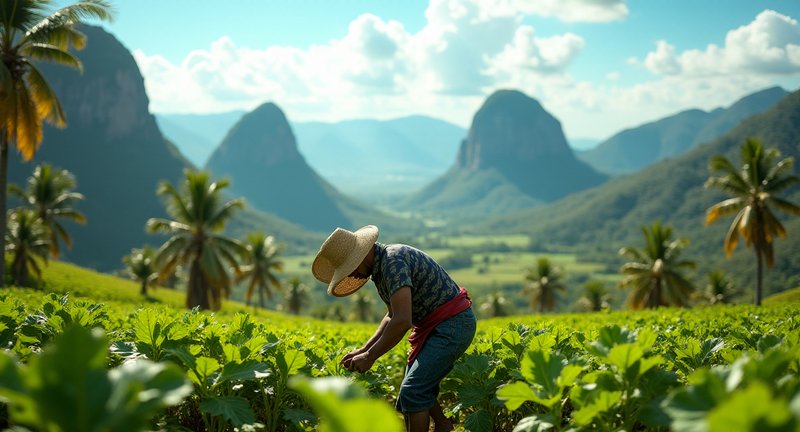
[
  {"xmin": 1, "ymin": 262, "xmax": 799, "ymax": 431},
  {"xmin": 705, "ymin": 137, "xmax": 800, "ymax": 305},
  {"xmin": 579, "ymin": 87, "xmax": 787, "ymax": 175},
  {"xmin": 478, "ymin": 90, "xmax": 800, "ymax": 300}
]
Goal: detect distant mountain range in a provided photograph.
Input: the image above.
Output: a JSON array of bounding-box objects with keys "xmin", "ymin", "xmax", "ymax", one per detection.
[
  {"xmin": 478, "ymin": 89, "xmax": 800, "ymax": 295},
  {"xmin": 579, "ymin": 87, "xmax": 789, "ymax": 175},
  {"xmin": 404, "ymin": 90, "xmax": 607, "ymax": 218},
  {"xmin": 158, "ymin": 113, "xmax": 467, "ymax": 200},
  {"xmin": 16, "ymin": 24, "xmax": 799, "ymax": 299}
]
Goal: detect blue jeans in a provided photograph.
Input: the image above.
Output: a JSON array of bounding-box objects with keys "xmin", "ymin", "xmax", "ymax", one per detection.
[{"xmin": 396, "ymin": 307, "xmax": 476, "ymax": 413}]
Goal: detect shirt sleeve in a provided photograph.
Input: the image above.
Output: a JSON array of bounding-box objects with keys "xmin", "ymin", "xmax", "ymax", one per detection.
[{"xmin": 384, "ymin": 254, "xmax": 413, "ymax": 298}]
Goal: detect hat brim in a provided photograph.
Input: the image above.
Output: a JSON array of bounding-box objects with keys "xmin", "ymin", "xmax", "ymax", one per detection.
[{"xmin": 312, "ymin": 225, "xmax": 379, "ymax": 297}]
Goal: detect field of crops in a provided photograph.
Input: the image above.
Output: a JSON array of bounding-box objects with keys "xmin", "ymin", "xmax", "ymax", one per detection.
[{"xmin": 2, "ymin": 281, "xmax": 799, "ymax": 431}]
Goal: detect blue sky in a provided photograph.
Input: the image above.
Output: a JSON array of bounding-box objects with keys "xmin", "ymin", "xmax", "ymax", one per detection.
[{"xmin": 67, "ymin": 0, "xmax": 800, "ymax": 140}]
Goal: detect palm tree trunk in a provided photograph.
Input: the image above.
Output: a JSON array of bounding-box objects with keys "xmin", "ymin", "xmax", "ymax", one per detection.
[
  {"xmin": 653, "ymin": 278, "xmax": 662, "ymax": 309},
  {"xmin": 0, "ymin": 134, "xmax": 8, "ymax": 287},
  {"xmin": 140, "ymin": 279, "xmax": 148, "ymax": 296},
  {"xmin": 755, "ymin": 248, "xmax": 763, "ymax": 306},
  {"xmin": 187, "ymin": 258, "xmax": 210, "ymax": 310}
]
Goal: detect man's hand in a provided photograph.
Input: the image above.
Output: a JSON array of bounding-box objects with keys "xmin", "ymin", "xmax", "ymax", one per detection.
[
  {"xmin": 349, "ymin": 351, "xmax": 375, "ymax": 372},
  {"xmin": 341, "ymin": 348, "xmax": 364, "ymax": 371}
]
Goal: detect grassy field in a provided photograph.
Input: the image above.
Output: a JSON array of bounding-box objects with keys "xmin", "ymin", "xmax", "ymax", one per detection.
[
  {"xmin": 4, "ymin": 260, "xmax": 800, "ymax": 432},
  {"xmin": 281, "ymin": 233, "xmax": 619, "ymax": 315}
]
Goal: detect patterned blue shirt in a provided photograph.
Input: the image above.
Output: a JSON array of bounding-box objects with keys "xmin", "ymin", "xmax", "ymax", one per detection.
[{"xmin": 370, "ymin": 242, "xmax": 460, "ymax": 324}]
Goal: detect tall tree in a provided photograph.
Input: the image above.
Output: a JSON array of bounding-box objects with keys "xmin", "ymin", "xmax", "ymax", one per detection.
[
  {"xmin": 619, "ymin": 222, "xmax": 696, "ymax": 309},
  {"xmin": 479, "ymin": 291, "xmax": 510, "ymax": 318},
  {"xmin": 704, "ymin": 270, "xmax": 736, "ymax": 305},
  {"xmin": 9, "ymin": 163, "xmax": 85, "ymax": 258},
  {"xmin": 350, "ymin": 290, "xmax": 374, "ymax": 322},
  {"xmin": 578, "ymin": 280, "xmax": 610, "ymax": 312},
  {"xmin": 705, "ymin": 138, "xmax": 800, "ymax": 306},
  {"xmin": 237, "ymin": 232, "xmax": 283, "ymax": 308},
  {"xmin": 523, "ymin": 257, "xmax": 566, "ymax": 313},
  {"xmin": 147, "ymin": 170, "xmax": 246, "ymax": 311},
  {"xmin": 285, "ymin": 276, "xmax": 309, "ymax": 315},
  {"xmin": 123, "ymin": 246, "xmax": 158, "ymax": 296},
  {"xmin": 0, "ymin": 0, "xmax": 113, "ymax": 286},
  {"xmin": 5, "ymin": 208, "xmax": 49, "ymax": 286}
]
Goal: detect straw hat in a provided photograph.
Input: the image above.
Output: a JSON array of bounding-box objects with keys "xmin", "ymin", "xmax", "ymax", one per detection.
[{"xmin": 312, "ymin": 225, "xmax": 379, "ymax": 297}]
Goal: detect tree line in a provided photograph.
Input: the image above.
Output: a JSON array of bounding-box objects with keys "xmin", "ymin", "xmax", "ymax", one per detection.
[{"xmin": 514, "ymin": 137, "xmax": 799, "ymax": 315}]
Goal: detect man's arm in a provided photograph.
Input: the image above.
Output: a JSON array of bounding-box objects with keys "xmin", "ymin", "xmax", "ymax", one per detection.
[
  {"xmin": 341, "ymin": 311, "xmax": 391, "ymax": 369},
  {"xmin": 350, "ymin": 286, "xmax": 412, "ymax": 372}
]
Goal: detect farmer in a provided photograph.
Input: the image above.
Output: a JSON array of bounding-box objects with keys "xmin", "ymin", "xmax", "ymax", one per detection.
[{"xmin": 312, "ymin": 225, "xmax": 476, "ymax": 432}]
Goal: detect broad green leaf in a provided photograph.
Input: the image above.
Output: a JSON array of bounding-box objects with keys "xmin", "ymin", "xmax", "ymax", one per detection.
[
  {"xmin": 528, "ymin": 333, "xmax": 556, "ymax": 351},
  {"xmin": 664, "ymin": 369, "xmax": 727, "ymax": 432},
  {"xmin": 464, "ymin": 409, "xmax": 492, "ymax": 432},
  {"xmin": 218, "ymin": 360, "xmax": 270, "ymax": 384},
  {"xmin": 557, "ymin": 364, "xmax": 583, "ymax": 388},
  {"xmin": 200, "ymin": 396, "xmax": 256, "ymax": 428},
  {"xmin": 277, "ymin": 349, "xmax": 307, "ymax": 376},
  {"xmin": 23, "ymin": 326, "xmax": 111, "ymax": 431},
  {"xmin": 636, "ymin": 328, "xmax": 657, "ymax": 352},
  {"xmin": 573, "ymin": 390, "xmax": 621, "ymax": 425},
  {"xmin": 497, "ymin": 382, "xmax": 536, "ymax": 411},
  {"xmin": 190, "ymin": 356, "xmax": 220, "ymax": 386},
  {"xmin": 104, "ymin": 360, "xmax": 193, "ymax": 430},
  {"xmin": 707, "ymin": 383, "xmax": 794, "ymax": 432},
  {"xmin": 756, "ymin": 334, "xmax": 782, "ymax": 353},
  {"xmin": 520, "ymin": 350, "xmax": 564, "ymax": 397},
  {"xmin": 0, "ymin": 354, "xmax": 35, "ymax": 418},
  {"xmin": 458, "ymin": 382, "xmax": 490, "ymax": 407},
  {"xmin": 290, "ymin": 376, "xmax": 402, "ymax": 432},
  {"xmin": 165, "ymin": 346, "xmax": 197, "ymax": 369},
  {"xmin": 606, "ymin": 343, "xmax": 644, "ymax": 372},
  {"xmin": 511, "ymin": 415, "xmax": 555, "ymax": 432},
  {"xmin": 587, "ymin": 325, "xmax": 635, "ymax": 357}
]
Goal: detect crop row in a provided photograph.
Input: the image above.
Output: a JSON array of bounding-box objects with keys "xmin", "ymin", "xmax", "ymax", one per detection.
[{"xmin": 1, "ymin": 292, "xmax": 799, "ymax": 431}]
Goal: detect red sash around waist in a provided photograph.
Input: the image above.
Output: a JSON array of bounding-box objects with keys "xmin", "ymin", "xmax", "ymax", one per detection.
[{"xmin": 407, "ymin": 287, "xmax": 471, "ymax": 364}]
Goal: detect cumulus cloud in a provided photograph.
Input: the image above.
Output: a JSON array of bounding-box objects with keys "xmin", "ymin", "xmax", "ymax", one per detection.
[
  {"xmin": 133, "ymin": 2, "xmax": 796, "ymax": 140},
  {"xmin": 642, "ymin": 10, "xmax": 800, "ymax": 77},
  {"xmin": 135, "ymin": 0, "xmax": 594, "ymax": 115}
]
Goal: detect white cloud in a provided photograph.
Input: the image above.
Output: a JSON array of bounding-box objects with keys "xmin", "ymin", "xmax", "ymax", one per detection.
[
  {"xmin": 515, "ymin": 0, "xmax": 628, "ymax": 23},
  {"xmin": 135, "ymin": 0, "xmax": 591, "ymax": 116},
  {"xmin": 642, "ymin": 10, "xmax": 800, "ymax": 77},
  {"xmin": 134, "ymin": 3, "xmax": 797, "ymax": 141}
]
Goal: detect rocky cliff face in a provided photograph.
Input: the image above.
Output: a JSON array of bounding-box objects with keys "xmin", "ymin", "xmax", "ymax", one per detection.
[
  {"xmin": 8, "ymin": 25, "xmax": 189, "ymax": 271},
  {"xmin": 206, "ymin": 103, "xmax": 350, "ymax": 232},
  {"xmin": 407, "ymin": 89, "xmax": 606, "ymax": 215},
  {"xmin": 456, "ymin": 90, "xmax": 572, "ymax": 170}
]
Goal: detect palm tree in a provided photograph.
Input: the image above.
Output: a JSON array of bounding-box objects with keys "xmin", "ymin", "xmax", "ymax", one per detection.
[
  {"xmin": 578, "ymin": 280, "xmax": 610, "ymax": 312},
  {"xmin": 9, "ymin": 163, "xmax": 85, "ymax": 258},
  {"xmin": 619, "ymin": 222, "xmax": 696, "ymax": 309},
  {"xmin": 0, "ymin": 0, "xmax": 113, "ymax": 286},
  {"xmin": 523, "ymin": 257, "xmax": 566, "ymax": 313},
  {"xmin": 479, "ymin": 291, "xmax": 509, "ymax": 318},
  {"xmin": 123, "ymin": 246, "xmax": 158, "ymax": 296},
  {"xmin": 146, "ymin": 170, "xmax": 247, "ymax": 311},
  {"xmin": 285, "ymin": 276, "xmax": 310, "ymax": 315},
  {"xmin": 237, "ymin": 232, "xmax": 283, "ymax": 308},
  {"xmin": 350, "ymin": 290, "xmax": 374, "ymax": 322},
  {"xmin": 5, "ymin": 208, "xmax": 49, "ymax": 286},
  {"xmin": 704, "ymin": 138, "xmax": 800, "ymax": 306},
  {"xmin": 704, "ymin": 270, "xmax": 735, "ymax": 305}
]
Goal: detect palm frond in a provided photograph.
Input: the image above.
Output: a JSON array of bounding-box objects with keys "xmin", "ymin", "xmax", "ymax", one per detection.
[
  {"xmin": 207, "ymin": 198, "xmax": 245, "ymax": 231},
  {"xmin": 22, "ymin": 43, "xmax": 81, "ymax": 70},
  {"xmin": 723, "ymin": 211, "xmax": 744, "ymax": 257},
  {"xmin": 22, "ymin": 61, "xmax": 67, "ymax": 127},
  {"xmin": 705, "ymin": 198, "xmax": 744, "ymax": 225},
  {"xmin": 146, "ymin": 218, "xmax": 191, "ymax": 235},
  {"xmin": 13, "ymin": 78, "xmax": 43, "ymax": 160}
]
